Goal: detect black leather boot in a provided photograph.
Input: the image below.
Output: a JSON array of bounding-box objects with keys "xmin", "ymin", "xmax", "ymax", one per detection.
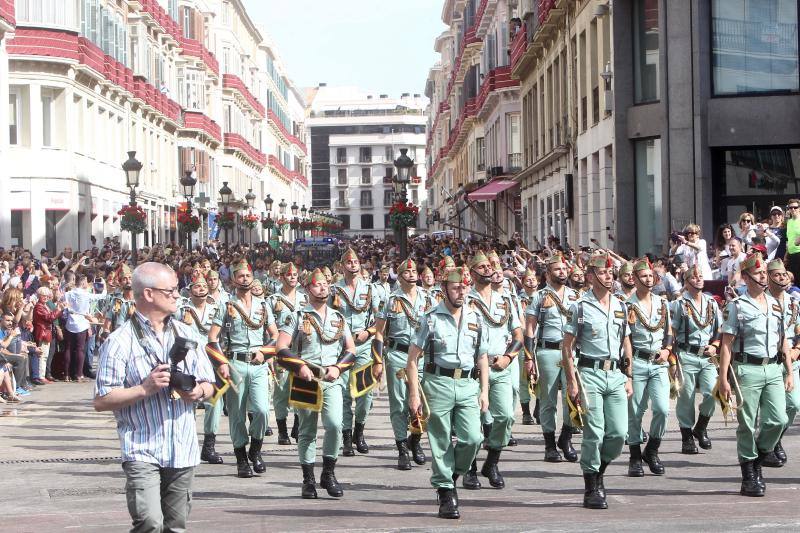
[
  {"xmin": 521, "ymin": 401, "xmax": 534, "ymax": 425},
  {"xmin": 680, "ymin": 427, "xmax": 698, "ymax": 455},
  {"xmin": 234, "ymin": 447, "xmax": 254, "ymax": 478},
  {"xmin": 758, "ymin": 449, "xmax": 784, "ymax": 468},
  {"xmin": 462, "ymin": 459, "xmax": 482, "ymax": 490},
  {"xmin": 277, "ymin": 418, "xmax": 291, "ymax": 445},
  {"xmin": 628, "ymin": 445, "xmax": 644, "ymax": 477},
  {"xmin": 507, "ymin": 434, "xmax": 518, "ymax": 447},
  {"xmin": 753, "ymin": 453, "xmax": 766, "ymax": 491},
  {"xmin": 740, "ymin": 460, "xmax": 765, "ymax": 497},
  {"xmin": 482, "ymin": 423, "xmax": 492, "ymax": 449},
  {"xmin": 481, "ymin": 448, "xmax": 505, "ymax": 488},
  {"xmin": 437, "ymin": 488, "xmax": 460, "ymax": 519},
  {"xmin": 532, "ymin": 399, "xmax": 540, "ymax": 424},
  {"xmin": 557, "ymin": 424, "xmax": 578, "ymax": 462},
  {"xmin": 396, "ymin": 439, "xmax": 412, "ymax": 471},
  {"xmin": 643, "ymin": 437, "xmax": 665, "ymax": 475},
  {"xmin": 320, "ymin": 456, "xmax": 343, "ymax": 497},
  {"xmin": 774, "ymin": 439, "xmax": 787, "ymax": 465},
  {"xmin": 201, "ymin": 434, "xmax": 224, "ymax": 464},
  {"xmin": 409, "ymin": 432, "xmax": 426, "ymax": 465},
  {"xmin": 353, "ymin": 422, "xmax": 369, "ymax": 454},
  {"xmin": 301, "ymin": 463, "xmax": 317, "ymax": 499},
  {"xmin": 247, "ymin": 438, "xmax": 266, "ymax": 474},
  {"xmin": 583, "ymin": 472, "xmax": 607, "ymax": 509},
  {"xmin": 265, "ymin": 426, "xmax": 273, "ymax": 437},
  {"xmin": 543, "ymin": 432, "xmax": 563, "ymax": 463},
  {"xmin": 693, "ymin": 414, "xmax": 712, "ymax": 450},
  {"xmin": 342, "ymin": 429, "xmax": 355, "ymax": 457},
  {"xmin": 597, "ymin": 462, "xmax": 609, "ymax": 500},
  {"xmin": 290, "ymin": 414, "xmax": 299, "ymax": 442}
]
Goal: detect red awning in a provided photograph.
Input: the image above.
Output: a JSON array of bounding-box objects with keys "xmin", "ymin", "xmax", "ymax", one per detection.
[{"xmin": 467, "ymin": 180, "xmax": 519, "ymax": 201}]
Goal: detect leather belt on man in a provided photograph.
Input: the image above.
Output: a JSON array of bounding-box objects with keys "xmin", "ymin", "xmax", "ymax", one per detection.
[
  {"xmin": 231, "ymin": 352, "xmax": 263, "ymax": 364},
  {"xmin": 633, "ymin": 349, "xmax": 660, "ymax": 362},
  {"xmin": 577, "ymin": 357, "xmax": 618, "ymax": 371},
  {"xmin": 734, "ymin": 353, "xmax": 777, "ymax": 366},
  {"xmin": 675, "ymin": 342, "xmax": 708, "ymax": 357},
  {"xmin": 537, "ymin": 339, "xmax": 562, "ymax": 350},
  {"xmin": 388, "ymin": 339, "xmax": 410, "ymax": 352},
  {"xmin": 424, "ymin": 363, "xmax": 477, "ymax": 379}
]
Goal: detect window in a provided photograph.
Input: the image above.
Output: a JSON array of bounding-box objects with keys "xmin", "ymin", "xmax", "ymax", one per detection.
[
  {"xmin": 359, "ymin": 146, "xmax": 372, "ymax": 163},
  {"xmin": 635, "ymin": 138, "xmax": 663, "ymax": 255},
  {"xmin": 339, "ymin": 215, "xmax": 350, "ymax": 229},
  {"xmin": 337, "ymin": 147, "xmax": 347, "ymax": 163},
  {"xmin": 712, "ymin": 0, "xmax": 799, "ymax": 95},
  {"xmin": 384, "ymin": 167, "xmax": 393, "ymax": 180},
  {"xmin": 42, "ymin": 90, "xmax": 54, "ymax": 147},
  {"xmin": 633, "ymin": 0, "xmax": 660, "ymax": 103},
  {"xmin": 476, "ymin": 137, "xmax": 486, "ymax": 171},
  {"xmin": 361, "ymin": 167, "xmax": 371, "ymax": 185},
  {"xmin": 361, "ymin": 214, "xmax": 374, "ymax": 229},
  {"xmin": 411, "ymin": 189, "xmax": 418, "ymax": 204},
  {"xmin": 384, "ymin": 189, "xmax": 394, "ymax": 206},
  {"xmin": 385, "ymin": 146, "xmax": 394, "ymax": 161},
  {"xmin": 506, "ymin": 115, "xmax": 521, "ymax": 169},
  {"xmin": 8, "ymin": 93, "xmax": 19, "ymax": 145},
  {"xmin": 337, "ymin": 168, "xmax": 347, "ymax": 185},
  {"xmin": 337, "ymin": 190, "xmax": 347, "ymax": 207},
  {"xmin": 360, "ymin": 190, "xmax": 373, "ymax": 207}
]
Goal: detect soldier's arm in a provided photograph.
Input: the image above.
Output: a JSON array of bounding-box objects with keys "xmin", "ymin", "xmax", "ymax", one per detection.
[
  {"xmin": 718, "ymin": 333, "xmax": 734, "ymax": 391},
  {"xmin": 562, "ymin": 333, "xmax": 577, "ymax": 387},
  {"xmin": 406, "ymin": 343, "xmax": 423, "ymax": 412},
  {"xmin": 477, "ymin": 351, "xmax": 489, "ymax": 411}
]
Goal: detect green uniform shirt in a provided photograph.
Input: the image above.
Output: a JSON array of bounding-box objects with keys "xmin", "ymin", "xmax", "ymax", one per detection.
[
  {"xmin": 330, "ymin": 277, "xmax": 378, "ymax": 334},
  {"xmin": 269, "ymin": 288, "xmax": 309, "ymax": 330},
  {"xmin": 526, "ymin": 284, "xmax": 579, "ymax": 342},
  {"xmin": 466, "ymin": 288, "xmax": 520, "ymax": 355},
  {"xmin": 174, "ymin": 297, "xmax": 219, "ymax": 345},
  {"xmin": 721, "ymin": 292, "xmax": 787, "ymax": 358},
  {"xmin": 564, "ymin": 290, "xmax": 629, "ymax": 360},
  {"xmin": 103, "ymin": 292, "xmax": 136, "ymax": 332},
  {"xmin": 626, "ymin": 292, "xmax": 671, "ymax": 353},
  {"xmin": 375, "ymin": 288, "xmax": 429, "ymax": 345},
  {"xmin": 213, "ymin": 294, "xmax": 272, "ymax": 353},
  {"xmin": 279, "ymin": 304, "xmax": 352, "ymax": 367},
  {"xmin": 413, "ymin": 302, "xmax": 488, "ymax": 371},
  {"xmin": 670, "ymin": 291, "xmax": 721, "ymax": 347}
]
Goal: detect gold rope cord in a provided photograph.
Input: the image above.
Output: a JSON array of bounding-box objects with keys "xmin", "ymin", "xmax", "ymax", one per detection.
[
  {"xmin": 471, "ymin": 295, "xmax": 510, "ymax": 327},
  {"xmin": 540, "ymin": 288, "xmax": 571, "ymax": 318},
  {"xmin": 228, "ymin": 301, "xmax": 268, "ymax": 330},
  {"xmin": 628, "ymin": 300, "xmax": 667, "ymax": 333},
  {"xmin": 305, "ymin": 312, "xmax": 344, "ymax": 345},
  {"xmin": 183, "ymin": 306, "xmax": 209, "ymax": 335},
  {"xmin": 395, "ymin": 297, "xmax": 421, "ymax": 329},
  {"xmin": 684, "ymin": 299, "xmax": 714, "ymax": 330},
  {"xmin": 274, "ymin": 294, "xmax": 296, "ymax": 313},
  {"xmin": 333, "ymin": 285, "xmax": 372, "ymax": 313}
]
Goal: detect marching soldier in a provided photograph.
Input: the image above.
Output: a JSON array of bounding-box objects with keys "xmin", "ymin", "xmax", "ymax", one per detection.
[
  {"xmin": 372, "ymin": 264, "xmax": 392, "ymax": 312},
  {"xmin": 562, "ymin": 252, "xmax": 633, "ymax": 510},
  {"xmin": 525, "ymin": 253, "xmax": 580, "ymax": 463},
  {"xmin": 269, "ymin": 262, "xmax": 309, "ymax": 445},
  {"xmin": 616, "ymin": 262, "xmax": 636, "ymax": 301},
  {"xmin": 207, "ymin": 259, "xmax": 277, "ymax": 478},
  {"xmin": 265, "ymin": 260, "xmax": 283, "ymax": 295},
  {"xmin": 276, "ymin": 268, "xmax": 357, "ymax": 499},
  {"xmin": 101, "ymin": 264, "xmax": 136, "ymax": 337},
  {"xmin": 670, "ymin": 264, "xmax": 721, "ymax": 455},
  {"xmin": 372, "ymin": 258, "xmax": 429, "ymax": 470},
  {"xmin": 568, "ymin": 264, "xmax": 586, "ymax": 293},
  {"xmin": 176, "ymin": 274, "xmax": 223, "ymax": 464},
  {"xmin": 406, "ymin": 266, "xmax": 489, "ymax": 519},
  {"xmin": 331, "ymin": 247, "xmax": 380, "ymax": 455},
  {"xmin": 463, "ymin": 252, "xmax": 522, "ymax": 490},
  {"xmin": 517, "ymin": 268, "xmax": 538, "ymax": 425},
  {"xmin": 626, "ymin": 258, "xmax": 672, "ymax": 477},
  {"xmin": 718, "ymin": 252, "xmax": 793, "ymax": 497},
  {"xmin": 421, "ymin": 266, "xmax": 443, "ymax": 306},
  {"xmin": 207, "ymin": 270, "xmax": 229, "ymax": 306}
]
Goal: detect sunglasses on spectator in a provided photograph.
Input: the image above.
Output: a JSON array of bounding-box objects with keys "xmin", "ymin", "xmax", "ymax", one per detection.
[
  {"xmin": 788, "ymin": 205, "xmax": 799, "ymax": 210},
  {"xmin": 742, "ymin": 219, "xmax": 753, "ymax": 223}
]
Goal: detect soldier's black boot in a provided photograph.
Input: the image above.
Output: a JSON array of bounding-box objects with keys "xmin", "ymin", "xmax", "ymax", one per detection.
[
  {"xmin": 409, "ymin": 432, "xmax": 426, "ymax": 465},
  {"xmin": 277, "ymin": 418, "xmax": 291, "ymax": 445},
  {"xmin": 437, "ymin": 488, "xmax": 460, "ymax": 519},
  {"xmin": 758, "ymin": 449, "xmax": 783, "ymax": 468},
  {"xmin": 754, "ymin": 451, "xmax": 769, "ymax": 491},
  {"xmin": 396, "ymin": 439, "xmax": 412, "ymax": 471},
  {"xmin": 290, "ymin": 414, "xmax": 299, "ymax": 442},
  {"xmin": 532, "ymin": 399, "xmax": 540, "ymax": 424},
  {"xmin": 301, "ymin": 463, "xmax": 317, "ymax": 499},
  {"xmin": 481, "ymin": 448, "xmax": 505, "ymax": 488},
  {"xmin": 265, "ymin": 426, "xmax": 273, "ymax": 437},
  {"xmin": 598, "ymin": 462, "xmax": 609, "ymax": 500},
  {"xmin": 234, "ymin": 447, "xmax": 253, "ymax": 478},
  {"xmin": 319, "ymin": 456, "xmax": 343, "ymax": 497},
  {"xmin": 247, "ymin": 438, "xmax": 266, "ymax": 474},
  {"xmin": 557, "ymin": 424, "xmax": 578, "ymax": 462},
  {"xmin": 201, "ymin": 434, "xmax": 224, "ymax": 464},
  {"xmin": 543, "ymin": 432, "xmax": 563, "ymax": 463},
  {"xmin": 482, "ymin": 423, "xmax": 492, "ymax": 450},
  {"xmin": 353, "ymin": 422, "xmax": 369, "ymax": 454},
  {"xmin": 643, "ymin": 437, "xmax": 665, "ymax": 475},
  {"xmin": 628, "ymin": 445, "xmax": 644, "ymax": 477},
  {"xmin": 507, "ymin": 433, "xmax": 518, "ymax": 447},
  {"xmin": 462, "ymin": 459, "xmax": 482, "ymax": 490},
  {"xmin": 583, "ymin": 472, "xmax": 607, "ymax": 509},
  {"xmin": 521, "ymin": 401, "xmax": 534, "ymax": 425},
  {"xmin": 774, "ymin": 429, "xmax": 788, "ymax": 464},
  {"xmin": 740, "ymin": 460, "xmax": 765, "ymax": 497},
  {"xmin": 680, "ymin": 427, "xmax": 699, "ymax": 454},
  {"xmin": 342, "ymin": 429, "xmax": 355, "ymax": 457},
  {"xmin": 693, "ymin": 414, "xmax": 712, "ymax": 450}
]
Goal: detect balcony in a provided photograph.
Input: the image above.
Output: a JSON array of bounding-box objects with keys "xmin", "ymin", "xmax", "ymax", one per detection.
[
  {"xmin": 268, "ymin": 154, "xmax": 291, "ymax": 182},
  {"xmin": 361, "ymin": 199, "xmax": 373, "ymax": 208},
  {"xmin": 224, "ymin": 133, "xmax": 267, "ymax": 168},
  {"xmin": 180, "ymin": 36, "xmax": 219, "ymax": 77},
  {"xmin": 336, "ymin": 199, "xmax": 350, "ymax": 208},
  {"xmin": 0, "ymin": 0, "xmax": 14, "ymax": 30},
  {"xmin": 511, "ymin": 1, "xmax": 569, "ymax": 79},
  {"xmin": 223, "ymin": 74, "xmax": 265, "ymax": 118},
  {"xmin": 445, "ymin": 26, "xmax": 483, "ymax": 101},
  {"xmin": 138, "ymin": 0, "xmax": 181, "ymax": 47},
  {"xmin": 267, "ymin": 110, "xmax": 307, "ymax": 154},
  {"xmin": 336, "ymin": 178, "xmax": 349, "ymax": 187},
  {"xmin": 290, "ymin": 171, "xmax": 309, "ymax": 188},
  {"xmin": 476, "ymin": 65, "xmax": 521, "ymax": 118},
  {"xmin": 183, "ymin": 111, "xmax": 222, "ymax": 145},
  {"xmin": 507, "ymin": 153, "xmax": 523, "ymax": 172}
]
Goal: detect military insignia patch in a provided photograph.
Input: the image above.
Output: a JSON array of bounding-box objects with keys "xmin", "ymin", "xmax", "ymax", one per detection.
[
  {"xmin": 468, "ymin": 323, "xmax": 479, "ymax": 332},
  {"xmin": 772, "ymin": 304, "xmax": 782, "ymax": 312},
  {"xmin": 568, "ymin": 294, "xmax": 577, "ymax": 301},
  {"xmin": 614, "ymin": 311, "xmax": 625, "ymax": 319}
]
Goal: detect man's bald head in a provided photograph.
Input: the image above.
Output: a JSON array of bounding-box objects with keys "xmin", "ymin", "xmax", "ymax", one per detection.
[{"xmin": 132, "ymin": 262, "xmax": 177, "ymax": 300}]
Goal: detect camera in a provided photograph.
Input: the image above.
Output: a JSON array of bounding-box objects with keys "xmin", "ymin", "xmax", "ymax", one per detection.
[
  {"xmin": 670, "ymin": 231, "xmax": 683, "ymax": 242},
  {"xmin": 169, "ymin": 336, "xmax": 198, "ymax": 392}
]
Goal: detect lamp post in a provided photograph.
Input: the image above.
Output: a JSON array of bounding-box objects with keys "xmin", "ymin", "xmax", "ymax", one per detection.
[
  {"xmin": 291, "ymin": 201, "xmax": 299, "ymax": 241},
  {"xmin": 300, "ymin": 204, "xmax": 308, "ymax": 239},
  {"xmin": 245, "ymin": 188, "xmax": 256, "ymax": 245},
  {"xmin": 219, "ymin": 181, "xmax": 233, "ymax": 247},
  {"xmin": 122, "ymin": 151, "xmax": 143, "ymax": 266},
  {"xmin": 393, "ymin": 147, "xmax": 413, "ymax": 258},
  {"xmin": 179, "ymin": 169, "xmax": 197, "ymax": 251},
  {"xmin": 278, "ymin": 198, "xmax": 287, "ymax": 242},
  {"xmin": 264, "ymin": 194, "xmax": 274, "ymax": 245}
]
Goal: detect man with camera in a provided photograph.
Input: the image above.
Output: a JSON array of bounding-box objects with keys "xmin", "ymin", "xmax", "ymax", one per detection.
[{"xmin": 94, "ymin": 262, "xmax": 215, "ymax": 533}]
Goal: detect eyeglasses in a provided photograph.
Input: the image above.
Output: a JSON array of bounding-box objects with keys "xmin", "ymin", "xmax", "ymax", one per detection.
[
  {"xmin": 685, "ymin": 231, "xmax": 698, "ymax": 235},
  {"xmin": 788, "ymin": 205, "xmax": 799, "ymax": 210},
  {"xmin": 742, "ymin": 219, "xmax": 753, "ymax": 223},
  {"xmin": 147, "ymin": 287, "xmax": 180, "ymax": 298}
]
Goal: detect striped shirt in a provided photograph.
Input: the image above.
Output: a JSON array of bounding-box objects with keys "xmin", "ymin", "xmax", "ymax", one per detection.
[{"xmin": 95, "ymin": 311, "xmax": 215, "ymax": 468}]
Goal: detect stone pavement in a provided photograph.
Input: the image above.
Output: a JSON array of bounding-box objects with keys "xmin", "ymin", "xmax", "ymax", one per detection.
[{"xmin": 1, "ymin": 382, "xmax": 799, "ymax": 532}]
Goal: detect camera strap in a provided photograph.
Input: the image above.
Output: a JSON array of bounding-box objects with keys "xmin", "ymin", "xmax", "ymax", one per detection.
[{"xmin": 130, "ymin": 314, "xmax": 182, "ymax": 371}]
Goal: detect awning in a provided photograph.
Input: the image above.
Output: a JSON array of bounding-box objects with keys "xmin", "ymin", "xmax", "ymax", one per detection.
[{"xmin": 467, "ymin": 180, "xmax": 519, "ymax": 201}]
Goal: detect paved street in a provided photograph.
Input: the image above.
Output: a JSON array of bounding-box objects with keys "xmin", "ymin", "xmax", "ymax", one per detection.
[{"xmin": 1, "ymin": 383, "xmax": 799, "ymax": 532}]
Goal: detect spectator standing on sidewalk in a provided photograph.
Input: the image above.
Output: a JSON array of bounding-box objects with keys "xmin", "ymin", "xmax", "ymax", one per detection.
[{"xmin": 63, "ymin": 275, "xmax": 105, "ymax": 382}]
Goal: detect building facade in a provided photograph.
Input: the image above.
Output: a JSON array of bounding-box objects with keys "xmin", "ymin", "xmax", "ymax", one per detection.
[
  {"xmin": 1, "ymin": 0, "xmax": 309, "ymax": 252},
  {"xmin": 306, "ymin": 86, "xmax": 428, "ymax": 238}
]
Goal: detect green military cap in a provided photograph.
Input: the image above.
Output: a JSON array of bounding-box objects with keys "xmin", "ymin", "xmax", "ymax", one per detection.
[
  {"xmin": 444, "ymin": 266, "xmax": 472, "ymax": 285},
  {"xmin": 397, "ymin": 258, "xmax": 417, "ymax": 274},
  {"xmin": 487, "ymin": 250, "xmax": 502, "ymax": 267},
  {"xmin": 421, "ymin": 265, "xmax": 433, "ymax": 277},
  {"xmin": 547, "ymin": 252, "xmax": 567, "ymax": 266},
  {"xmin": 740, "ymin": 252, "xmax": 764, "ymax": 272},
  {"xmin": 522, "ymin": 268, "xmax": 536, "ymax": 279},
  {"xmin": 586, "ymin": 252, "xmax": 613, "ymax": 270},
  {"xmin": 281, "ymin": 262, "xmax": 299, "ymax": 276},
  {"xmin": 767, "ymin": 258, "xmax": 787, "ymax": 273},
  {"xmin": 618, "ymin": 262, "xmax": 633, "ymax": 275},
  {"xmin": 189, "ymin": 272, "xmax": 208, "ymax": 288},
  {"xmin": 270, "ymin": 260, "xmax": 282, "ymax": 270},
  {"xmin": 323, "ymin": 265, "xmax": 333, "ymax": 277},
  {"xmin": 380, "ymin": 264, "xmax": 390, "ymax": 272},
  {"xmin": 308, "ymin": 268, "xmax": 327, "ymax": 286},
  {"xmin": 231, "ymin": 258, "xmax": 251, "ymax": 274},
  {"xmin": 439, "ymin": 255, "xmax": 456, "ymax": 269},
  {"xmin": 341, "ymin": 247, "xmax": 359, "ymax": 263},
  {"xmin": 250, "ymin": 279, "xmax": 263, "ymax": 292},
  {"xmin": 632, "ymin": 257, "xmax": 653, "ymax": 272},
  {"xmin": 468, "ymin": 251, "xmax": 490, "ymax": 269}
]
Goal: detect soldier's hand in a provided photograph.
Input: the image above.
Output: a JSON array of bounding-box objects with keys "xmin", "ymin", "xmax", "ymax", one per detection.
[
  {"xmin": 218, "ymin": 364, "xmax": 231, "ymax": 380},
  {"xmin": 408, "ymin": 396, "xmax": 421, "ymax": 417},
  {"xmin": 372, "ymin": 363, "xmax": 383, "ymax": 380},
  {"xmin": 142, "ymin": 364, "xmax": 171, "ymax": 395},
  {"xmin": 704, "ymin": 344, "xmax": 717, "ymax": 358},
  {"xmin": 355, "ymin": 330, "xmax": 370, "ymax": 344},
  {"xmin": 625, "ymin": 377, "xmax": 633, "ymax": 398},
  {"xmin": 657, "ymin": 349, "xmax": 670, "ymax": 364},
  {"xmin": 251, "ymin": 352, "xmax": 264, "ymax": 365},
  {"xmin": 479, "ymin": 391, "xmax": 489, "ymax": 413},
  {"xmin": 524, "ymin": 359, "xmax": 534, "ymax": 375},
  {"xmin": 324, "ymin": 366, "xmax": 341, "ymax": 382},
  {"xmin": 567, "ymin": 380, "xmax": 579, "ymax": 402},
  {"xmin": 491, "ymin": 355, "xmax": 510, "ymax": 371},
  {"xmin": 718, "ymin": 377, "xmax": 731, "ymax": 400},
  {"xmin": 785, "ymin": 373, "xmax": 794, "ymax": 393},
  {"xmin": 298, "ymin": 365, "xmax": 315, "ymax": 382}
]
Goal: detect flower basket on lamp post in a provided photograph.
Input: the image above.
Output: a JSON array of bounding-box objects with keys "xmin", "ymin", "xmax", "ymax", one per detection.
[
  {"xmin": 389, "ymin": 201, "xmax": 419, "ymax": 230},
  {"xmin": 177, "ymin": 212, "xmax": 201, "ymax": 234},
  {"xmin": 118, "ymin": 205, "xmax": 147, "ymax": 234},
  {"xmin": 217, "ymin": 211, "xmax": 236, "ymax": 230}
]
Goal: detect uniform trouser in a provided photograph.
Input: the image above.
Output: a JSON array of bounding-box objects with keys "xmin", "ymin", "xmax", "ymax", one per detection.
[
  {"xmin": 675, "ymin": 351, "xmax": 718, "ymax": 429},
  {"xmin": 735, "ymin": 361, "xmax": 788, "ymax": 461},
  {"xmin": 385, "ymin": 348, "xmax": 421, "ymax": 441},
  {"xmin": 785, "ymin": 361, "xmax": 800, "ymax": 431},
  {"xmin": 123, "ymin": 461, "xmax": 194, "ymax": 533},
  {"xmin": 479, "ymin": 364, "xmax": 514, "ymax": 450},
  {"xmin": 580, "ymin": 367, "xmax": 628, "ymax": 474},
  {"xmin": 226, "ymin": 359, "xmax": 269, "ymax": 448},
  {"xmin": 537, "ymin": 348, "xmax": 571, "ymax": 433},
  {"xmin": 298, "ymin": 378, "xmax": 345, "ymax": 464},
  {"xmin": 203, "ymin": 396, "xmax": 224, "ymax": 435},
  {"xmin": 341, "ymin": 342, "xmax": 373, "ymax": 429},
  {"xmin": 627, "ymin": 360, "xmax": 670, "ymax": 445},
  {"xmin": 273, "ymin": 367, "xmax": 291, "ymax": 421},
  {"xmin": 510, "ymin": 350, "xmax": 521, "ymax": 410},
  {"xmin": 424, "ymin": 373, "xmax": 482, "ymax": 489},
  {"xmin": 517, "ymin": 352, "xmax": 531, "ymax": 404}
]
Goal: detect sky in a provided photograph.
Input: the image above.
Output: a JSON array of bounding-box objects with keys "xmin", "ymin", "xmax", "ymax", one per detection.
[{"xmin": 242, "ymin": 0, "xmax": 447, "ymax": 99}]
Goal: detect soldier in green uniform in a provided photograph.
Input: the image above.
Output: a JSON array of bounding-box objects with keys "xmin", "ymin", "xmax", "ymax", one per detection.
[
  {"xmin": 525, "ymin": 253, "xmax": 580, "ymax": 463},
  {"xmin": 406, "ymin": 266, "xmax": 489, "ymax": 519},
  {"xmin": 616, "ymin": 262, "xmax": 635, "ymax": 301},
  {"xmin": 207, "ymin": 270, "xmax": 229, "ymax": 306},
  {"xmin": 670, "ymin": 264, "xmax": 721, "ymax": 455},
  {"xmin": 568, "ymin": 264, "xmax": 586, "ymax": 293},
  {"xmin": 101, "ymin": 264, "xmax": 136, "ymax": 338},
  {"xmin": 175, "ymin": 274, "xmax": 223, "ymax": 464},
  {"xmin": 276, "ymin": 268, "xmax": 357, "ymax": 499},
  {"xmin": 625, "ymin": 258, "xmax": 673, "ymax": 477},
  {"xmin": 331, "ymin": 247, "xmax": 379, "ymax": 456},
  {"xmin": 562, "ymin": 252, "xmax": 633, "ymax": 510},
  {"xmin": 264, "ymin": 260, "xmax": 283, "ymax": 295},
  {"xmin": 372, "ymin": 264, "xmax": 392, "ymax": 311},
  {"xmin": 421, "ymin": 266, "xmax": 443, "ymax": 308},
  {"xmin": 269, "ymin": 262, "xmax": 309, "ymax": 445},
  {"xmin": 372, "ymin": 258, "xmax": 430, "ymax": 470},
  {"xmin": 517, "ymin": 268, "xmax": 538, "ymax": 425},
  {"xmin": 718, "ymin": 252, "xmax": 793, "ymax": 497},
  {"xmin": 462, "ymin": 251, "xmax": 522, "ymax": 490},
  {"xmin": 207, "ymin": 259, "xmax": 277, "ymax": 478}
]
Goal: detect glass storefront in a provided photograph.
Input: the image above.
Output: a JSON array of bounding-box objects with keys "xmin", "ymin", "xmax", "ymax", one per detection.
[{"xmin": 635, "ymin": 138, "xmax": 664, "ymax": 255}]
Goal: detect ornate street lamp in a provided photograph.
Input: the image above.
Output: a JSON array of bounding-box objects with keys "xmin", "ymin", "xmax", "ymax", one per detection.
[
  {"xmin": 278, "ymin": 198, "xmax": 287, "ymax": 241},
  {"xmin": 121, "ymin": 151, "xmax": 143, "ymax": 266},
  {"xmin": 218, "ymin": 181, "xmax": 233, "ymax": 246},
  {"xmin": 393, "ymin": 148, "xmax": 414, "ymax": 258},
  {"xmin": 264, "ymin": 194, "xmax": 274, "ymax": 245},
  {"xmin": 179, "ymin": 170, "xmax": 197, "ymax": 251}
]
